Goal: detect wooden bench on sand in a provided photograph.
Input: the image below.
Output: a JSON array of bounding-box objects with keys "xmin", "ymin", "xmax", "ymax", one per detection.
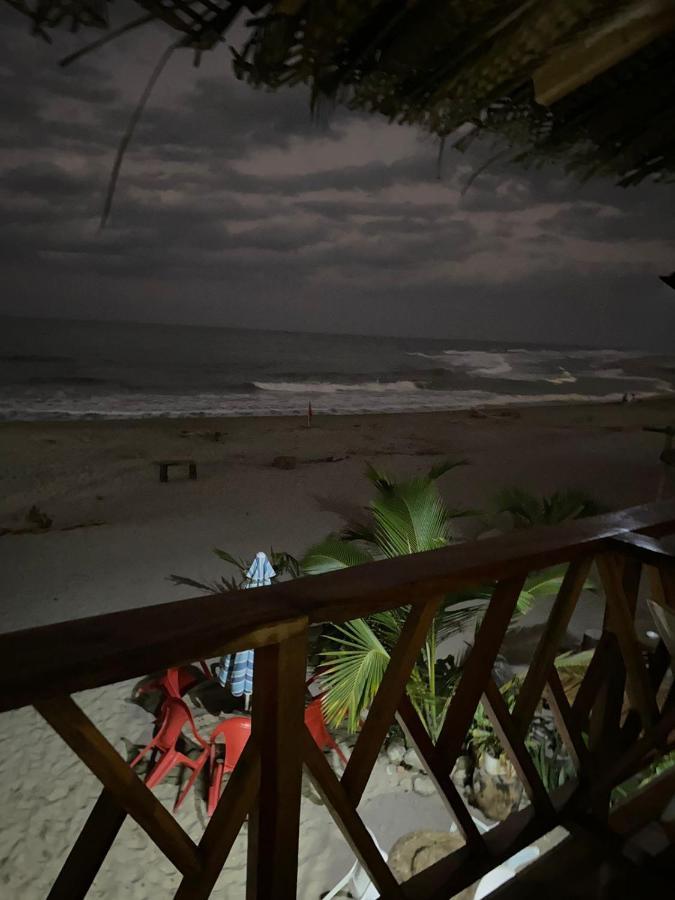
[{"xmin": 155, "ymin": 459, "xmax": 197, "ymax": 483}]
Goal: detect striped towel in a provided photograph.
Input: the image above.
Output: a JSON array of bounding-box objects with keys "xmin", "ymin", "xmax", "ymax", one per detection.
[{"xmin": 219, "ymin": 553, "xmax": 276, "ymax": 696}]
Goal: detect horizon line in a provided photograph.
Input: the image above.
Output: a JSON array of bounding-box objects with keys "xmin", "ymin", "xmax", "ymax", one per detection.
[{"xmin": 0, "ymin": 311, "xmax": 650, "ymax": 354}]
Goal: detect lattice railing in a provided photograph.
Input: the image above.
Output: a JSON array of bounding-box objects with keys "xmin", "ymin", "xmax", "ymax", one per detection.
[{"xmin": 1, "ymin": 499, "xmax": 674, "ymax": 899}]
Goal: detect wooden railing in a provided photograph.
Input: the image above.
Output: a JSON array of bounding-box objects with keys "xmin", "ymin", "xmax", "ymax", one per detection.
[{"xmin": 1, "ymin": 499, "xmax": 675, "ymax": 899}]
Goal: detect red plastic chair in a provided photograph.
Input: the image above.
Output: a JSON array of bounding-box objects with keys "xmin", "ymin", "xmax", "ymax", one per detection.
[
  {"xmin": 305, "ymin": 673, "xmax": 348, "ymax": 766},
  {"xmin": 305, "ymin": 697, "xmax": 348, "ymax": 767},
  {"xmin": 207, "ymin": 716, "xmax": 252, "ymax": 816},
  {"xmin": 131, "ymin": 697, "xmax": 209, "ymax": 811}
]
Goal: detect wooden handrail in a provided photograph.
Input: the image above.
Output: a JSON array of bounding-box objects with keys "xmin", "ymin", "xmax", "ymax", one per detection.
[
  {"xmin": 1, "ymin": 498, "xmax": 675, "ymax": 713},
  {"xmin": 3, "ymin": 498, "xmax": 675, "ymax": 900}
]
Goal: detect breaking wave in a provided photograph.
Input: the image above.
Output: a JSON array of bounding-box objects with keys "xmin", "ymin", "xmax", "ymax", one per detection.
[{"xmin": 253, "ymin": 380, "xmax": 420, "ymax": 393}]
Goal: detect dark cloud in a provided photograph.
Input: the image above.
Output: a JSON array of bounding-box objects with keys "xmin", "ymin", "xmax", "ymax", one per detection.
[{"xmin": 1, "ymin": 5, "xmax": 674, "ymax": 350}]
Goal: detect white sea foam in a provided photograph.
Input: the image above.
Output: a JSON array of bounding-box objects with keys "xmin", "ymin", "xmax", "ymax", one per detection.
[
  {"xmin": 545, "ymin": 368, "xmax": 577, "ymax": 385},
  {"xmin": 406, "ymin": 346, "xmax": 658, "ymax": 385},
  {"xmin": 0, "ymin": 386, "xmax": 668, "ymax": 421},
  {"xmin": 253, "ymin": 380, "xmax": 420, "ymax": 393},
  {"xmin": 407, "ymin": 350, "xmax": 513, "ymax": 376}
]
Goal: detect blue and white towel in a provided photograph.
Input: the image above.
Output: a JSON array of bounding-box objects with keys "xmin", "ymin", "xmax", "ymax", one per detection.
[{"xmin": 219, "ymin": 552, "xmax": 276, "ymax": 696}]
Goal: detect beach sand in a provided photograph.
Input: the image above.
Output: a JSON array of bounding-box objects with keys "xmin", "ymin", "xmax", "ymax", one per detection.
[
  {"xmin": 2, "ymin": 397, "xmax": 674, "ymax": 632},
  {"xmin": 1, "ymin": 397, "xmax": 674, "ymax": 898}
]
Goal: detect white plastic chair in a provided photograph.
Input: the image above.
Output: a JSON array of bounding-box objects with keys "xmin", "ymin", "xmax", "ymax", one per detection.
[
  {"xmin": 322, "ymin": 829, "xmax": 388, "ymax": 900},
  {"xmin": 474, "ymin": 846, "xmax": 540, "ymax": 899}
]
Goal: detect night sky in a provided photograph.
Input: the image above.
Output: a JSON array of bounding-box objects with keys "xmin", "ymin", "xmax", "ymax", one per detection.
[{"xmin": 1, "ymin": 3, "xmax": 674, "ymax": 350}]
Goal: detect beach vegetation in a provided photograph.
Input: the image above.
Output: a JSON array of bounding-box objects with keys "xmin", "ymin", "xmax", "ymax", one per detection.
[
  {"xmin": 169, "ymin": 548, "xmax": 299, "ymax": 594},
  {"xmin": 168, "ymin": 466, "xmax": 600, "ymax": 742},
  {"xmin": 302, "ymin": 464, "xmax": 585, "ymax": 738},
  {"xmin": 302, "ymin": 459, "xmax": 481, "ymax": 738},
  {"xmin": 493, "ymin": 487, "xmax": 603, "ymax": 529}
]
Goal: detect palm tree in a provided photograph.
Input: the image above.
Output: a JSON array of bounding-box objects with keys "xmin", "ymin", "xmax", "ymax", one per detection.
[
  {"xmin": 302, "ymin": 459, "xmax": 483, "ymax": 739},
  {"xmin": 302, "ymin": 466, "xmax": 597, "ymax": 738},
  {"xmin": 304, "ymin": 461, "xmax": 514, "ymax": 739}
]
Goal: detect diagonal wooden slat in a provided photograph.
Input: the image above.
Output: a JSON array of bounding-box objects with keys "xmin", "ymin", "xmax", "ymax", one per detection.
[
  {"xmin": 591, "ymin": 703, "xmax": 675, "ymax": 801},
  {"xmin": 597, "ymin": 554, "xmax": 659, "ymax": 728},
  {"xmin": 401, "ymin": 784, "xmax": 576, "ymax": 900},
  {"xmin": 36, "ymin": 695, "xmax": 201, "ymax": 876},
  {"xmin": 174, "ymin": 739, "xmax": 260, "ymax": 900},
  {"xmin": 657, "ymin": 560, "xmax": 675, "ymax": 609},
  {"xmin": 619, "ymin": 554, "xmax": 643, "ymax": 617},
  {"xmin": 396, "ymin": 694, "xmax": 485, "ymax": 851},
  {"xmin": 647, "ymin": 562, "xmax": 668, "ymax": 608},
  {"xmin": 247, "ymin": 630, "xmax": 308, "ymax": 900},
  {"xmin": 648, "ymin": 640, "xmax": 672, "ymax": 693},
  {"xmin": 436, "ymin": 575, "xmax": 526, "ymax": 766},
  {"xmin": 544, "ymin": 669, "xmax": 593, "ymax": 780},
  {"xmin": 588, "ymin": 638, "xmax": 626, "ymax": 819},
  {"xmin": 342, "ymin": 598, "xmax": 441, "ymax": 804},
  {"xmin": 303, "ymin": 729, "xmax": 404, "ymax": 899},
  {"xmin": 47, "ymin": 788, "xmax": 126, "ymax": 900},
  {"xmin": 572, "ymin": 632, "xmax": 614, "ymax": 725},
  {"xmin": 482, "ymin": 678, "xmax": 555, "ymax": 819},
  {"xmin": 512, "ymin": 556, "xmax": 593, "ymax": 738}
]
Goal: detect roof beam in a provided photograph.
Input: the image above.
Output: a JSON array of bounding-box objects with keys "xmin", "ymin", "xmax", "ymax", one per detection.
[{"xmin": 533, "ymin": 0, "xmax": 675, "ymax": 106}]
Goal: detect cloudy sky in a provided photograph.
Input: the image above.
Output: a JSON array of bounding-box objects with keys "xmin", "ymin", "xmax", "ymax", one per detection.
[{"xmin": 1, "ymin": 3, "xmax": 674, "ymax": 350}]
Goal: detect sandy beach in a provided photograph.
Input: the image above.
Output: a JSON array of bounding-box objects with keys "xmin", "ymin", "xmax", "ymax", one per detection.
[
  {"xmin": 2, "ymin": 397, "xmax": 674, "ymax": 632},
  {"xmin": 1, "ymin": 397, "xmax": 675, "ymax": 898}
]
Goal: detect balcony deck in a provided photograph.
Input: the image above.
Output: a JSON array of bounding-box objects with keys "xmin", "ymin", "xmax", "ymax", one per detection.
[{"xmin": 0, "ymin": 498, "xmax": 674, "ymax": 898}]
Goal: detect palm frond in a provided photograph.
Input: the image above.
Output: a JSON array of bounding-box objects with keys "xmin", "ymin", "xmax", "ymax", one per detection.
[
  {"xmin": 168, "ymin": 574, "xmax": 218, "ymax": 593},
  {"xmin": 367, "ymin": 608, "xmax": 409, "ymax": 647},
  {"xmin": 427, "ymin": 458, "xmax": 468, "ymax": 481},
  {"xmin": 213, "ymin": 548, "xmax": 247, "ymax": 571},
  {"xmin": 372, "ymin": 479, "xmax": 449, "ymax": 556},
  {"xmin": 302, "ymin": 538, "xmax": 374, "ymax": 575},
  {"xmin": 339, "ymin": 520, "xmax": 377, "ymax": 543},
  {"xmin": 553, "ymin": 649, "xmax": 594, "ymax": 702},
  {"xmin": 269, "ymin": 549, "xmax": 301, "ymax": 578},
  {"xmin": 435, "ymin": 596, "xmax": 489, "ymax": 639},
  {"xmin": 494, "ymin": 487, "xmax": 543, "ymax": 527},
  {"xmin": 320, "ymin": 619, "xmax": 391, "ymax": 730},
  {"xmin": 514, "ymin": 564, "xmax": 598, "ymax": 618},
  {"xmin": 495, "ymin": 487, "xmax": 603, "ymax": 528},
  {"xmin": 167, "ymin": 573, "xmax": 239, "ymax": 593},
  {"xmin": 554, "ymin": 650, "xmax": 594, "ymax": 669},
  {"xmin": 364, "ymin": 462, "xmax": 395, "ymax": 492}
]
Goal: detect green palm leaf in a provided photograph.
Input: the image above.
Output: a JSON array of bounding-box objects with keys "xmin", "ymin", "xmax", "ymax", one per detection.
[
  {"xmin": 372, "ymin": 479, "xmax": 449, "ymax": 556},
  {"xmin": 495, "ymin": 487, "xmax": 603, "ymax": 528},
  {"xmin": 515, "ymin": 564, "xmax": 598, "ymax": 618},
  {"xmin": 320, "ymin": 619, "xmax": 391, "ymax": 730},
  {"xmin": 427, "ymin": 458, "xmax": 468, "ymax": 481},
  {"xmin": 436, "ymin": 596, "xmax": 490, "ymax": 638},
  {"xmin": 302, "ymin": 539, "xmax": 374, "ymax": 574}
]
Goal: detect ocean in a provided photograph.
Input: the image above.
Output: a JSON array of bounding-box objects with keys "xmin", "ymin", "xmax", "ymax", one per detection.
[{"xmin": 1, "ymin": 316, "xmax": 673, "ymax": 421}]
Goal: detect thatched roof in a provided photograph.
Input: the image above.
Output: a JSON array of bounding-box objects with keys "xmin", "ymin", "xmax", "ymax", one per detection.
[{"xmin": 6, "ymin": 1, "xmax": 675, "ymax": 185}]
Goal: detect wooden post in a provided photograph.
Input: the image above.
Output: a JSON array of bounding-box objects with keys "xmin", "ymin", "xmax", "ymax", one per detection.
[{"xmin": 246, "ymin": 627, "xmax": 308, "ymax": 899}]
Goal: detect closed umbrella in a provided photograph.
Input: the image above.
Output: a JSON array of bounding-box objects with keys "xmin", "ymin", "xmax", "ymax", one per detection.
[{"xmin": 218, "ymin": 552, "xmax": 276, "ymax": 706}]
